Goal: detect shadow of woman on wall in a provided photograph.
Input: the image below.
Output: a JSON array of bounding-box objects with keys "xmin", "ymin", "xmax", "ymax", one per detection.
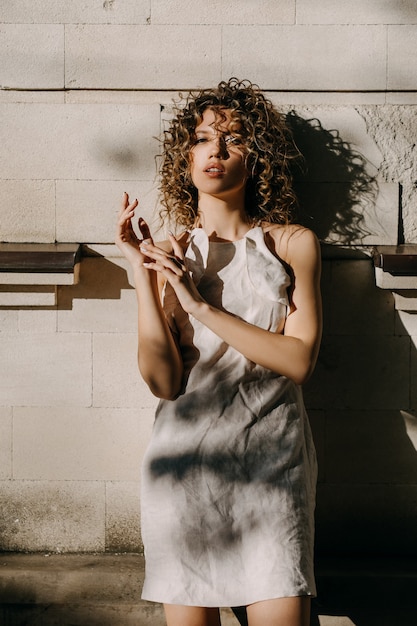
[
  {"xmin": 286, "ymin": 110, "xmax": 378, "ymax": 246},
  {"xmin": 283, "ymin": 113, "xmax": 417, "ymax": 626},
  {"xmin": 230, "ymin": 114, "xmax": 382, "ymax": 626}
]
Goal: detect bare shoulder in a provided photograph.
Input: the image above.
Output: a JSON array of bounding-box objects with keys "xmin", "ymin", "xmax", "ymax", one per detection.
[{"xmin": 263, "ymin": 223, "xmax": 320, "ymax": 267}]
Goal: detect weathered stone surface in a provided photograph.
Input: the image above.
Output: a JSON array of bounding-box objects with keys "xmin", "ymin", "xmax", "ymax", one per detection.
[
  {"xmin": 92, "ymin": 332, "xmax": 158, "ymax": 411},
  {"xmin": 1, "ymin": 553, "xmax": 417, "ymax": 625},
  {"xmin": 17, "ymin": 308, "xmax": 57, "ymax": 333},
  {"xmin": 304, "ymin": 334, "xmax": 410, "ymax": 410},
  {"xmin": 222, "ymin": 26, "xmax": 387, "ymax": 91},
  {"xmin": 326, "ymin": 410, "xmax": 417, "ymax": 484},
  {"xmin": 0, "ymin": 180, "xmax": 55, "ymax": 242},
  {"xmin": 65, "ymin": 25, "xmax": 222, "ymax": 89},
  {"xmin": 0, "ymin": 333, "xmax": 92, "ymax": 407},
  {"xmin": 0, "ymin": 408, "xmax": 12, "ymax": 480},
  {"xmin": 388, "ymin": 26, "xmax": 417, "ymax": 90},
  {"xmin": 0, "ymin": 481, "xmax": 105, "ymax": 552},
  {"xmin": 359, "ymin": 105, "xmax": 417, "ymax": 242},
  {"xmin": 0, "ymin": 0, "xmax": 151, "ymax": 24},
  {"xmin": 12, "ymin": 407, "xmax": 147, "ymax": 481},
  {"xmin": 152, "ymin": 0, "xmax": 295, "ymax": 24},
  {"xmin": 297, "ymin": 0, "xmax": 417, "ymax": 24},
  {"xmin": 329, "ymin": 260, "xmax": 395, "ymax": 335},
  {"xmin": 56, "ymin": 179, "xmax": 159, "ymax": 243},
  {"xmin": 397, "ymin": 311, "xmax": 417, "ymax": 337},
  {"xmin": 0, "ymin": 24, "xmax": 64, "ymax": 89},
  {"xmin": 0, "ymin": 103, "xmax": 160, "ymax": 181},
  {"xmin": 316, "ymin": 484, "xmax": 417, "ymax": 554},
  {"xmin": 401, "ymin": 410, "xmax": 417, "ymax": 458},
  {"xmin": 0, "ymin": 286, "xmax": 57, "ymax": 306},
  {"xmin": 57, "ymin": 258, "xmax": 138, "ymax": 333},
  {"xmin": 0, "ymin": 309, "xmax": 18, "ymax": 332},
  {"xmin": 106, "ymin": 481, "xmax": 141, "ymax": 552}
]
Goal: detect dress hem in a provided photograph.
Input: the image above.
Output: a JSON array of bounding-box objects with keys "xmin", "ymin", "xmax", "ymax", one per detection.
[{"xmin": 141, "ymin": 589, "xmax": 317, "ymax": 608}]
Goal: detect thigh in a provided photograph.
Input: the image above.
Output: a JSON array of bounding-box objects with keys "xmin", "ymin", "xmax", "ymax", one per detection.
[
  {"xmin": 164, "ymin": 604, "xmax": 221, "ymax": 626},
  {"xmin": 247, "ymin": 596, "xmax": 311, "ymax": 626}
]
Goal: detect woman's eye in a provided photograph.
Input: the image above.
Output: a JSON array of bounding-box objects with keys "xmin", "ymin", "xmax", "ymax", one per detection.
[
  {"xmin": 194, "ymin": 137, "xmax": 207, "ymax": 144},
  {"xmin": 225, "ymin": 135, "xmax": 241, "ymax": 145}
]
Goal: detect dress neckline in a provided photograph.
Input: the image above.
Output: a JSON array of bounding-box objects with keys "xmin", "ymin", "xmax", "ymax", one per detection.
[{"xmin": 189, "ymin": 225, "xmax": 263, "ymax": 245}]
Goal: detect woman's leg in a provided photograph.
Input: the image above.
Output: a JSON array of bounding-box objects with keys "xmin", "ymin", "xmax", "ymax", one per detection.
[
  {"xmin": 164, "ymin": 604, "xmax": 221, "ymax": 626},
  {"xmin": 247, "ymin": 596, "xmax": 311, "ymax": 626}
]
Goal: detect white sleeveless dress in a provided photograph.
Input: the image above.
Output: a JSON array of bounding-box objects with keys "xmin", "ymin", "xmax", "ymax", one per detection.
[{"xmin": 140, "ymin": 226, "xmax": 317, "ymax": 607}]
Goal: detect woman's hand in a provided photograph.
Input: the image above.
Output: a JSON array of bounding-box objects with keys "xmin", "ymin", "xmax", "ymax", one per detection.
[
  {"xmin": 115, "ymin": 193, "xmax": 184, "ymax": 399},
  {"xmin": 115, "ymin": 192, "xmax": 153, "ymax": 268},
  {"xmin": 140, "ymin": 233, "xmax": 205, "ymax": 315}
]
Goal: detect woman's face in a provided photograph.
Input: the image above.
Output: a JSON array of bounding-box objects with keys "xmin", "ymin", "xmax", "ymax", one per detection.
[{"xmin": 189, "ymin": 108, "xmax": 248, "ymax": 199}]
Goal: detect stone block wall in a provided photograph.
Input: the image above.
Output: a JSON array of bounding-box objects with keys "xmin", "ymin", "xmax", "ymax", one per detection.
[{"xmin": 1, "ymin": 1, "xmax": 417, "ymax": 556}]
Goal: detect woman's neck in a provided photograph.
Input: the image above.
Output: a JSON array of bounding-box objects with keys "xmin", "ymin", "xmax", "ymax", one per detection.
[{"xmin": 196, "ymin": 193, "xmax": 253, "ymax": 242}]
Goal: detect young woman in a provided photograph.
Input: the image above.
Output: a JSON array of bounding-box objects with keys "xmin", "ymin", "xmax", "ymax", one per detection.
[{"xmin": 116, "ymin": 78, "xmax": 322, "ymax": 626}]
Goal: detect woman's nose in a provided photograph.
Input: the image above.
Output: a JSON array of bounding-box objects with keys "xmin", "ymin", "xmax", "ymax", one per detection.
[{"xmin": 210, "ymin": 136, "xmax": 228, "ymax": 159}]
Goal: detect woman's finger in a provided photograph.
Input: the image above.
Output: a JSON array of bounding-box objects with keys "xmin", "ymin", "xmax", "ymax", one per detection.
[
  {"xmin": 138, "ymin": 217, "xmax": 153, "ymax": 243},
  {"xmin": 119, "ymin": 193, "xmax": 138, "ymax": 218},
  {"xmin": 140, "ymin": 245, "xmax": 185, "ymax": 276},
  {"xmin": 118, "ymin": 192, "xmax": 129, "ymax": 216},
  {"xmin": 168, "ymin": 232, "xmax": 185, "ymax": 262},
  {"xmin": 169, "ymin": 256, "xmax": 184, "ymax": 270}
]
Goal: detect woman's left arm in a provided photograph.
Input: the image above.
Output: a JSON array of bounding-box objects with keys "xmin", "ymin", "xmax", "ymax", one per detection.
[{"xmin": 141, "ymin": 227, "xmax": 322, "ymax": 385}]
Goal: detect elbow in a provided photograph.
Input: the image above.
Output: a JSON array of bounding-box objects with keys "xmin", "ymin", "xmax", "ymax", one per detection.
[
  {"xmin": 291, "ymin": 370, "xmax": 311, "ymax": 386},
  {"xmin": 141, "ymin": 368, "xmax": 183, "ymax": 401},
  {"xmin": 288, "ymin": 372, "xmax": 307, "ymax": 386},
  {"xmin": 286, "ymin": 341, "xmax": 320, "ymax": 385},
  {"xmin": 287, "ymin": 360, "xmax": 315, "ymax": 386},
  {"xmin": 149, "ymin": 382, "xmax": 181, "ymax": 401},
  {"xmin": 138, "ymin": 354, "xmax": 183, "ymax": 400}
]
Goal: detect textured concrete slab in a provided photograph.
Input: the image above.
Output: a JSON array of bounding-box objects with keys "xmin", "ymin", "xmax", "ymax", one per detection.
[
  {"xmin": 65, "ymin": 25, "xmax": 222, "ymax": 89},
  {"xmin": 0, "ymin": 483, "xmax": 106, "ymax": 553},
  {"xmin": 0, "ymin": 554, "xmax": 416, "ymax": 625},
  {"xmin": 0, "ymin": 0, "xmax": 151, "ymax": 25},
  {"xmin": 0, "ymin": 24, "xmax": 64, "ymax": 89},
  {"xmin": 222, "ymin": 26, "xmax": 387, "ymax": 91},
  {"xmin": 0, "ymin": 332, "xmax": 92, "ymax": 407},
  {"xmin": 151, "ymin": 0, "xmax": 295, "ymax": 25},
  {"xmin": 297, "ymin": 0, "xmax": 417, "ymax": 25}
]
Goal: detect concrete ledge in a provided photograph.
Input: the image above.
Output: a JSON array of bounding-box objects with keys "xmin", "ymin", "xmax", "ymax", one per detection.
[
  {"xmin": 0, "ymin": 243, "xmax": 81, "ymax": 306},
  {"xmin": 0, "ymin": 243, "xmax": 81, "ymax": 276},
  {"xmin": 372, "ymin": 245, "xmax": 417, "ymax": 308},
  {"xmin": 372, "ymin": 245, "xmax": 417, "ymax": 275},
  {"xmin": 0, "ymin": 553, "xmax": 416, "ymax": 625}
]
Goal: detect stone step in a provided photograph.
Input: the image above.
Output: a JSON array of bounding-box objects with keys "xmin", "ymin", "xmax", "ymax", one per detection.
[
  {"xmin": 0, "ymin": 553, "xmax": 238, "ymax": 625},
  {"xmin": 0, "ymin": 553, "xmax": 416, "ymax": 625}
]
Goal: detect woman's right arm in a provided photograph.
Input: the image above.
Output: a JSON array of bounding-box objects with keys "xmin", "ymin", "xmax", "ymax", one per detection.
[{"xmin": 115, "ymin": 193, "xmax": 183, "ymax": 400}]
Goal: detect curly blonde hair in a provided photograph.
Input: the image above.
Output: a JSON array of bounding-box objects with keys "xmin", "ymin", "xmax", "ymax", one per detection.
[{"xmin": 159, "ymin": 78, "xmax": 301, "ymax": 229}]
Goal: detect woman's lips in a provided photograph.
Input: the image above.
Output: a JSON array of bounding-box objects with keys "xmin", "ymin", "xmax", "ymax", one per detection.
[{"xmin": 204, "ymin": 166, "xmax": 225, "ymax": 177}]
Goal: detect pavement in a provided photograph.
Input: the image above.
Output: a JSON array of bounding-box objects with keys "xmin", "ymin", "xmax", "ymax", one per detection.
[{"xmin": 0, "ymin": 553, "xmax": 416, "ymax": 625}]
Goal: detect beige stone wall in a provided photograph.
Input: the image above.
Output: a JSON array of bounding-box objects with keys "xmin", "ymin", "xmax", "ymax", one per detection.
[{"xmin": 1, "ymin": 1, "xmax": 417, "ymax": 554}]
